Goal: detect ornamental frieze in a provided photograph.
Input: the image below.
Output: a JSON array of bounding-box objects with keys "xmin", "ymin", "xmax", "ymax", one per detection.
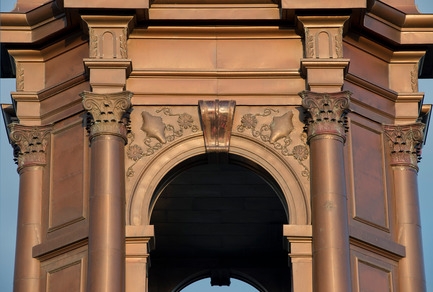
[
  {"xmin": 126, "ymin": 106, "xmax": 310, "ymax": 181},
  {"xmin": 126, "ymin": 107, "xmax": 199, "ymax": 177}
]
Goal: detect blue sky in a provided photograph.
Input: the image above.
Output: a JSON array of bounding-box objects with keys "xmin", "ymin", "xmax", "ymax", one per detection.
[{"xmin": 1, "ymin": 1, "xmax": 433, "ymax": 291}]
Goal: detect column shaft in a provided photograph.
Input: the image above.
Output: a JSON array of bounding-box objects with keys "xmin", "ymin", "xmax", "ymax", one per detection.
[
  {"xmin": 82, "ymin": 91, "xmax": 132, "ymax": 292},
  {"xmin": 310, "ymin": 135, "xmax": 351, "ymax": 292},
  {"xmin": 13, "ymin": 166, "xmax": 44, "ymax": 292},
  {"xmin": 383, "ymin": 123, "xmax": 426, "ymax": 292},
  {"xmin": 393, "ymin": 167, "xmax": 426, "ymax": 292},
  {"xmin": 8, "ymin": 123, "xmax": 52, "ymax": 292},
  {"xmin": 300, "ymin": 91, "xmax": 352, "ymax": 292},
  {"xmin": 88, "ymin": 135, "xmax": 126, "ymax": 292}
]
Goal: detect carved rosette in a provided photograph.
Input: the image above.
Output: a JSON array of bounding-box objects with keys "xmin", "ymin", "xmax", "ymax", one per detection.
[
  {"xmin": 8, "ymin": 123, "xmax": 52, "ymax": 171},
  {"xmin": 383, "ymin": 123, "xmax": 425, "ymax": 170},
  {"xmin": 81, "ymin": 91, "xmax": 133, "ymax": 142},
  {"xmin": 300, "ymin": 91, "xmax": 351, "ymax": 142}
]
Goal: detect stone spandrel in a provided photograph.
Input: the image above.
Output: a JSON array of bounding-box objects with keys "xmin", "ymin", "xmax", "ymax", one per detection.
[
  {"xmin": 383, "ymin": 123, "xmax": 425, "ymax": 170},
  {"xmin": 300, "ymin": 91, "xmax": 351, "ymax": 142},
  {"xmin": 8, "ymin": 124, "xmax": 53, "ymax": 171},
  {"xmin": 81, "ymin": 91, "xmax": 133, "ymax": 142}
]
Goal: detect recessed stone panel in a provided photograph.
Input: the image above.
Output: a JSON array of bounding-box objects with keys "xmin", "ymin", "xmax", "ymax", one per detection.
[
  {"xmin": 49, "ymin": 119, "xmax": 87, "ymax": 231},
  {"xmin": 348, "ymin": 118, "xmax": 389, "ymax": 231}
]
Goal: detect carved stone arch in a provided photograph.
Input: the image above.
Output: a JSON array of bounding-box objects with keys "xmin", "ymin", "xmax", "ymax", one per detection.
[{"xmin": 127, "ymin": 132, "xmax": 310, "ymax": 226}]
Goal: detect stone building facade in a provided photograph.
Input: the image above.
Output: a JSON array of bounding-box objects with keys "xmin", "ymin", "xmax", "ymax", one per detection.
[{"xmin": 1, "ymin": 0, "xmax": 433, "ymax": 291}]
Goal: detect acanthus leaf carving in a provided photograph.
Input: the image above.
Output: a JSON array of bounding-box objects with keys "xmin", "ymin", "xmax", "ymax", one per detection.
[
  {"xmin": 304, "ymin": 28, "xmax": 315, "ymax": 58},
  {"xmin": 8, "ymin": 123, "xmax": 52, "ymax": 171},
  {"xmin": 119, "ymin": 27, "xmax": 128, "ymax": 59},
  {"xmin": 411, "ymin": 64, "xmax": 419, "ymax": 92},
  {"xmin": 89, "ymin": 27, "xmax": 99, "ymax": 58},
  {"xmin": 16, "ymin": 62, "xmax": 24, "ymax": 91},
  {"xmin": 126, "ymin": 107, "xmax": 199, "ymax": 177},
  {"xmin": 383, "ymin": 123, "xmax": 425, "ymax": 170},
  {"xmin": 300, "ymin": 91, "xmax": 351, "ymax": 142},
  {"xmin": 334, "ymin": 27, "xmax": 343, "ymax": 58},
  {"xmin": 237, "ymin": 108, "xmax": 310, "ymax": 180},
  {"xmin": 81, "ymin": 91, "xmax": 133, "ymax": 142}
]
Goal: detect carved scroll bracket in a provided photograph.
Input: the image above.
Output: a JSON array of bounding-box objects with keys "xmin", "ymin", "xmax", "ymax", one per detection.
[
  {"xmin": 199, "ymin": 100, "xmax": 236, "ymax": 154},
  {"xmin": 383, "ymin": 123, "xmax": 425, "ymax": 171},
  {"xmin": 300, "ymin": 91, "xmax": 351, "ymax": 143},
  {"xmin": 81, "ymin": 91, "xmax": 133, "ymax": 143},
  {"xmin": 8, "ymin": 123, "xmax": 53, "ymax": 172}
]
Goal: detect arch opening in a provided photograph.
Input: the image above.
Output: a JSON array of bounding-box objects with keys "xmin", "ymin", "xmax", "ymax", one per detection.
[
  {"xmin": 148, "ymin": 155, "xmax": 291, "ymax": 292},
  {"xmin": 180, "ymin": 277, "xmax": 260, "ymax": 292}
]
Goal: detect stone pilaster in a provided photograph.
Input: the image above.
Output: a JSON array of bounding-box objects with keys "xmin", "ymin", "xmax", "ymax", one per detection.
[
  {"xmin": 383, "ymin": 123, "xmax": 426, "ymax": 292},
  {"xmin": 300, "ymin": 90, "xmax": 352, "ymax": 292},
  {"xmin": 82, "ymin": 91, "xmax": 132, "ymax": 292},
  {"xmin": 9, "ymin": 124, "xmax": 52, "ymax": 292}
]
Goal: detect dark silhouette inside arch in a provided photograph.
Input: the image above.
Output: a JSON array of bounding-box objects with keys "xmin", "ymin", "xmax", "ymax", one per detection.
[{"xmin": 148, "ymin": 155, "xmax": 291, "ymax": 292}]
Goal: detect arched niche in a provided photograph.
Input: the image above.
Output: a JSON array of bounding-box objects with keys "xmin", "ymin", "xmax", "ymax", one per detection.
[{"xmin": 127, "ymin": 133, "xmax": 310, "ymax": 226}]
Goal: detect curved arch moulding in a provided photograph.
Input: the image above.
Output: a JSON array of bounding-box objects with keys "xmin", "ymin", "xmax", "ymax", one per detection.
[{"xmin": 125, "ymin": 105, "xmax": 311, "ymax": 226}]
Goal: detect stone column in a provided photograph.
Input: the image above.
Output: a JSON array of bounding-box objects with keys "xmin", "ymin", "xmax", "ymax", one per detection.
[
  {"xmin": 81, "ymin": 91, "xmax": 132, "ymax": 292},
  {"xmin": 383, "ymin": 123, "xmax": 426, "ymax": 292},
  {"xmin": 8, "ymin": 124, "xmax": 52, "ymax": 292},
  {"xmin": 300, "ymin": 90, "xmax": 352, "ymax": 292}
]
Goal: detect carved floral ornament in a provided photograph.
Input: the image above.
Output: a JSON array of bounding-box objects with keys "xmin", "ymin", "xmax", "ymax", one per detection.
[
  {"xmin": 81, "ymin": 91, "xmax": 133, "ymax": 142},
  {"xmin": 8, "ymin": 123, "xmax": 52, "ymax": 171},
  {"xmin": 383, "ymin": 123, "xmax": 425, "ymax": 170},
  {"xmin": 126, "ymin": 108, "xmax": 199, "ymax": 177},
  {"xmin": 236, "ymin": 108, "xmax": 310, "ymax": 180},
  {"xmin": 299, "ymin": 91, "xmax": 351, "ymax": 142}
]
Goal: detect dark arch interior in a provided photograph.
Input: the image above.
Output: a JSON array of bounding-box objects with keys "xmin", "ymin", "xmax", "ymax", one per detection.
[{"xmin": 148, "ymin": 156, "xmax": 291, "ymax": 292}]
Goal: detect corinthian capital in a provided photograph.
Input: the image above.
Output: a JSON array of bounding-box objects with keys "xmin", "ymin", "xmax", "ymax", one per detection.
[
  {"xmin": 300, "ymin": 91, "xmax": 351, "ymax": 142},
  {"xmin": 383, "ymin": 123, "xmax": 425, "ymax": 170},
  {"xmin": 81, "ymin": 91, "xmax": 133, "ymax": 142},
  {"xmin": 8, "ymin": 123, "xmax": 52, "ymax": 171}
]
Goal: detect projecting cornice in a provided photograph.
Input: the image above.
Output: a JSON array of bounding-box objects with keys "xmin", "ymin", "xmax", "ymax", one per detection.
[
  {"xmin": 363, "ymin": 1, "xmax": 433, "ymax": 45},
  {"xmin": 0, "ymin": 1, "xmax": 71, "ymax": 44}
]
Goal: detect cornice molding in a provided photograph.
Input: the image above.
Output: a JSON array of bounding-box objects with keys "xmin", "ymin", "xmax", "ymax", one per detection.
[{"xmin": 0, "ymin": 1, "xmax": 69, "ymax": 44}]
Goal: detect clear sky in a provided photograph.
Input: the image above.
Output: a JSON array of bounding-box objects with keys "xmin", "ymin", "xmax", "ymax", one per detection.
[{"xmin": 1, "ymin": 1, "xmax": 433, "ymax": 291}]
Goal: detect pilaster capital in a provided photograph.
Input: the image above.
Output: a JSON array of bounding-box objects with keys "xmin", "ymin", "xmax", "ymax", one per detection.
[
  {"xmin": 383, "ymin": 123, "xmax": 425, "ymax": 170},
  {"xmin": 8, "ymin": 123, "xmax": 52, "ymax": 171},
  {"xmin": 81, "ymin": 91, "xmax": 133, "ymax": 143},
  {"xmin": 300, "ymin": 91, "xmax": 351, "ymax": 142}
]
